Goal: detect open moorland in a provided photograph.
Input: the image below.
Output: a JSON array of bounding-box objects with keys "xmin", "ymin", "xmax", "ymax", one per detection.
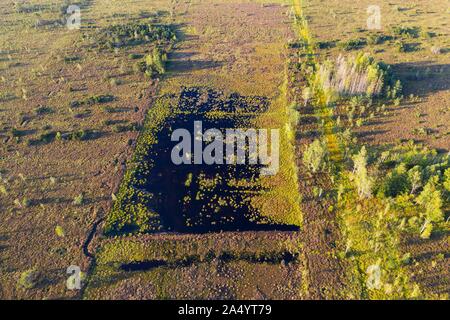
[{"xmin": 0, "ymin": 0, "xmax": 448, "ymax": 300}]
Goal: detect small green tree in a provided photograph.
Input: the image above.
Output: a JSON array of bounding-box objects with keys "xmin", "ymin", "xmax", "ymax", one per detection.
[
  {"xmin": 352, "ymin": 146, "xmax": 373, "ymax": 199},
  {"xmin": 391, "ymin": 80, "xmax": 403, "ymax": 98},
  {"xmin": 55, "ymin": 225, "xmax": 65, "ymax": 237},
  {"xmin": 302, "ymin": 87, "xmax": 311, "ymax": 106},
  {"xmin": 18, "ymin": 269, "xmax": 39, "ymax": 289},
  {"xmin": 73, "ymin": 193, "xmax": 84, "ymax": 206},
  {"xmin": 144, "ymin": 47, "xmax": 167, "ymax": 77},
  {"xmin": 416, "ymin": 177, "xmax": 444, "ymax": 224},
  {"xmin": 379, "ymin": 163, "xmax": 410, "ymax": 197},
  {"xmin": 302, "ymin": 139, "xmax": 328, "ymax": 173}
]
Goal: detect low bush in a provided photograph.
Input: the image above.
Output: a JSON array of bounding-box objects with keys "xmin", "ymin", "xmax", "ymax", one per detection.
[
  {"xmin": 351, "ymin": 146, "xmax": 373, "ymax": 199},
  {"xmin": 338, "ymin": 38, "xmax": 367, "ymax": 51},
  {"xmin": 63, "ymin": 56, "xmax": 80, "ymax": 63},
  {"xmin": 421, "ymin": 31, "xmax": 436, "ymax": 39},
  {"xmin": 396, "ymin": 41, "xmax": 420, "ymax": 53},
  {"xmin": 34, "ymin": 106, "xmax": 54, "ymax": 115},
  {"xmin": 316, "ymin": 40, "xmax": 337, "ymax": 49},
  {"xmin": 39, "ymin": 131, "xmax": 57, "ymax": 143},
  {"xmin": 55, "ymin": 225, "xmax": 65, "ymax": 237},
  {"xmin": 392, "ymin": 26, "xmax": 420, "ymax": 38},
  {"xmin": 367, "ymin": 33, "xmax": 390, "ymax": 45},
  {"xmin": 85, "ymin": 95, "xmax": 115, "ymax": 105}
]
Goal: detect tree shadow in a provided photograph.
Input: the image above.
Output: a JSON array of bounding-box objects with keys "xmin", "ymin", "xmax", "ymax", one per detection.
[
  {"xmin": 167, "ymin": 57, "xmax": 224, "ymax": 75},
  {"xmin": 166, "ymin": 22, "xmax": 224, "ymax": 75},
  {"xmin": 357, "ymin": 129, "xmax": 389, "ymax": 138},
  {"xmin": 391, "ymin": 61, "xmax": 450, "ymax": 96}
]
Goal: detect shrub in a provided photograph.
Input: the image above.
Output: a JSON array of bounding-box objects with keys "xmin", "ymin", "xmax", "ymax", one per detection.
[
  {"xmin": 367, "ymin": 33, "xmax": 388, "ymax": 45},
  {"xmin": 379, "ymin": 163, "xmax": 410, "ymax": 197},
  {"xmin": 144, "ymin": 47, "xmax": 168, "ymax": 77},
  {"xmin": 302, "ymin": 139, "xmax": 328, "ymax": 173},
  {"xmin": 39, "ymin": 131, "xmax": 57, "ymax": 143},
  {"xmin": 63, "ymin": 56, "xmax": 80, "ymax": 63},
  {"xmin": 392, "ymin": 26, "xmax": 420, "ymax": 38},
  {"xmin": 55, "ymin": 225, "xmax": 65, "ymax": 237},
  {"xmin": 316, "ymin": 40, "xmax": 336, "ymax": 49},
  {"xmin": 112, "ymin": 122, "xmax": 140, "ymax": 133},
  {"xmin": 401, "ymin": 253, "xmax": 411, "ymax": 265},
  {"xmin": 338, "ymin": 38, "xmax": 367, "ymax": 51},
  {"xmin": 287, "ymin": 39, "xmax": 308, "ymax": 49},
  {"xmin": 54, "ymin": 130, "xmax": 89, "ymax": 142},
  {"xmin": 17, "ymin": 269, "xmax": 39, "ymax": 289},
  {"xmin": 69, "ymin": 130, "xmax": 87, "ymax": 141},
  {"xmin": 34, "ymin": 106, "xmax": 53, "ymax": 115},
  {"xmin": 444, "ymin": 168, "xmax": 450, "ymax": 192},
  {"xmin": 23, "ymin": 197, "xmax": 30, "ymax": 207},
  {"xmin": 407, "ymin": 166, "xmax": 423, "ymax": 194},
  {"xmin": 350, "ymin": 95, "xmax": 365, "ymax": 109},
  {"xmin": 73, "ymin": 193, "xmax": 84, "ymax": 206},
  {"xmin": 69, "ymin": 100, "xmax": 81, "ymax": 108},
  {"xmin": 389, "ymin": 80, "xmax": 402, "ymax": 99},
  {"xmin": 413, "ymin": 127, "xmax": 431, "ymax": 136},
  {"xmin": 94, "ymin": 22, "xmax": 176, "ymax": 50},
  {"xmin": 85, "ymin": 95, "xmax": 115, "ymax": 105},
  {"xmin": 416, "ymin": 177, "xmax": 444, "ymax": 224},
  {"xmin": 14, "ymin": 197, "xmax": 30, "ymax": 208},
  {"xmin": 397, "ymin": 41, "xmax": 407, "ymax": 52},
  {"xmin": 421, "ymin": 31, "xmax": 436, "ymax": 39}
]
